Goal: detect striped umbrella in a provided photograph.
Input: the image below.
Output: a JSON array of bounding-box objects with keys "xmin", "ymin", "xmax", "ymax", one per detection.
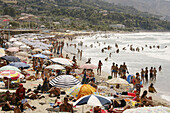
[
  {"xmin": 0, "ymin": 66, "xmax": 21, "ymax": 72},
  {"xmin": 73, "ymin": 95, "xmax": 111, "ymax": 107},
  {"xmin": 0, "ymin": 70, "xmax": 24, "ymax": 80},
  {"xmin": 66, "ymin": 84, "xmax": 82, "ymax": 98},
  {"xmin": 49, "ymin": 75, "xmax": 81, "ymax": 88}
]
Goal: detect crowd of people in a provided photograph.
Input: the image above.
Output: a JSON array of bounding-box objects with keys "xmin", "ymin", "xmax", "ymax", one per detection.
[{"xmin": 0, "ymin": 32, "xmax": 165, "ymax": 113}]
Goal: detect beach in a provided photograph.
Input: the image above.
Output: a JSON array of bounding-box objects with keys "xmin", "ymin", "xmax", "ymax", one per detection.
[{"xmin": 0, "ymin": 31, "xmax": 170, "ymax": 113}]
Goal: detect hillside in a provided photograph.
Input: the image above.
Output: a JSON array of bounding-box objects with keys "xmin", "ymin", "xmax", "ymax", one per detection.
[
  {"xmin": 0, "ymin": 0, "xmax": 170, "ymax": 31},
  {"xmin": 102, "ymin": 0, "xmax": 170, "ymax": 21}
]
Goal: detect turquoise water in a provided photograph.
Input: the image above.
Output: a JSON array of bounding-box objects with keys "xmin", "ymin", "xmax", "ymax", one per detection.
[{"xmin": 64, "ymin": 32, "xmax": 170, "ymax": 102}]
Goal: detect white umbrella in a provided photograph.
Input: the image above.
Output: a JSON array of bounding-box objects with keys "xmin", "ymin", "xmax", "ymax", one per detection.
[
  {"xmin": 42, "ymin": 50, "xmax": 52, "ymax": 55},
  {"xmin": 45, "ymin": 64, "xmax": 65, "ymax": 70},
  {"xmin": 16, "ymin": 52, "xmax": 30, "ymax": 57},
  {"xmin": 106, "ymin": 78, "xmax": 129, "ymax": 85},
  {"xmin": 32, "ymin": 48, "xmax": 42, "ymax": 52},
  {"xmin": 13, "ymin": 42, "xmax": 24, "ymax": 46},
  {"xmin": 51, "ymin": 58, "xmax": 73, "ymax": 66}
]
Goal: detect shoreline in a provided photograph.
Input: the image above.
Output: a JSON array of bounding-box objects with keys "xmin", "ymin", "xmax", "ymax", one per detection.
[{"xmin": 60, "ymin": 34, "xmax": 170, "ymax": 108}]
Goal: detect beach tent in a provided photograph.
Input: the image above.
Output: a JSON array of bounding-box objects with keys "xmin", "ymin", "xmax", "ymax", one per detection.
[
  {"xmin": 127, "ymin": 75, "xmax": 133, "ymax": 83},
  {"xmin": 49, "ymin": 75, "xmax": 80, "ymax": 88},
  {"xmin": 77, "ymin": 84, "xmax": 96, "ymax": 100},
  {"xmin": 1, "ymin": 56, "xmax": 20, "ymax": 62},
  {"xmin": 123, "ymin": 106, "xmax": 170, "ymax": 113},
  {"xmin": 106, "ymin": 78, "xmax": 129, "ymax": 85}
]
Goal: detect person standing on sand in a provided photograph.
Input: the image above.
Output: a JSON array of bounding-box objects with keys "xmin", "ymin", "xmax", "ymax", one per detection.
[
  {"xmin": 80, "ymin": 50, "xmax": 82, "ymax": 60},
  {"xmin": 141, "ymin": 68, "xmax": 145, "ymax": 83},
  {"xmin": 159, "ymin": 65, "xmax": 162, "ymax": 71},
  {"xmin": 150, "ymin": 67, "xmax": 153, "ymax": 81},
  {"xmin": 153, "ymin": 67, "xmax": 157, "ymax": 81},
  {"xmin": 122, "ymin": 62, "xmax": 128, "ymax": 76},
  {"xmin": 77, "ymin": 48, "xmax": 80, "ymax": 58},
  {"xmin": 111, "ymin": 63, "xmax": 115, "ymax": 77},
  {"xmin": 114, "ymin": 64, "xmax": 119, "ymax": 78},
  {"xmin": 97, "ymin": 60, "xmax": 103, "ymax": 75},
  {"xmin": 145, "ymin": 67, "xmax": 148, "ymax": 83}
]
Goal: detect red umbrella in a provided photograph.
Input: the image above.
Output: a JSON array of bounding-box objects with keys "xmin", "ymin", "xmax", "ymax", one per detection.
[
  {"xmin": 80, "ymin": 64, "xmax": 97, "ymax": 69},
  {"xmin": 3, "ymin": 19, "xmax": 10, "ymax": 22}
]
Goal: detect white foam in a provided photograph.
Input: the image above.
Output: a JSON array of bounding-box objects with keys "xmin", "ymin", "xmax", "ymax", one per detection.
[{"xmin": 161, "ymin": 95, "xmax": 170, "ymax": 102}]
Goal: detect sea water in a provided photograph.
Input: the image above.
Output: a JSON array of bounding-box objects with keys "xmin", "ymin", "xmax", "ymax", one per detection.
[{"xmin": 64, "ymin": 32, "xmax": 170, "ymax": 102}]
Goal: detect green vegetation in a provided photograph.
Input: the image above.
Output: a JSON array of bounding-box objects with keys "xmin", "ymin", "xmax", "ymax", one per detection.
[{"xmin": 0, "ymin": 0, "xmax": 170, "ymax": 31}]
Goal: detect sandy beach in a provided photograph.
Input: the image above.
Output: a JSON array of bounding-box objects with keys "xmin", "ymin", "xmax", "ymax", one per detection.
[{"xmin": 0, "ymin": 32, "xmax": 170, "ymax": 113}]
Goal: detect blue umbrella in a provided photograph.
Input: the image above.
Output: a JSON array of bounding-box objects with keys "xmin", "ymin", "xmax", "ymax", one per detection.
[
  {"xmin": 9, "ymin": 62, "xmax": 30, "ymax": 69},
  {"xmin": 32, "ymin": 54, "xmax": 48, "ymax": 59},
  {"xmin": 73, "ymin": 95, "xmax": 111, "ymax": 106},
  {"xmin": 1, "ymin": 56, "xmax": 20, "ymax": 62}
]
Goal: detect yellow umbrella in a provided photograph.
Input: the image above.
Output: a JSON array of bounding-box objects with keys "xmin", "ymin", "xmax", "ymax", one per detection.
[
  {"xmin": 77, "ymin": 84, "xmax": 96, "ymax": 100},
  {"xmin": 0, "ymin": 49, "xmax": 5, "ymax": 54}
]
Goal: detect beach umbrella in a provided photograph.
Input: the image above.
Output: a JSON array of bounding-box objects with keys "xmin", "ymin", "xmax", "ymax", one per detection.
[
  {"xmin": 73, "ymin": 95, "xmax": 111, "ymax": 107},
  {"xmin": 13, "ymin": 42, "xmax": 24, "ymax": 47},
  {"xmin": 32, "ymin": 54, "xmax": 48, "ymax": 59},
  {"xmin": 9, "ymin": 62, "xmax": 30, "ymax": 69},
  {"xmin": 1, "ymin": 56, "xmax": 20, "ymax": 62},
  {"xmin": 77, "ymin": 84, "xmax": 97, "ymax": 100},
  {"xmin": 0, "ymin": 70, "xmax": 23, "ymax": 80},
  {"xmin": 42, "ymin": 50, "xmax": 52, "ymax": 55},
  {"xmin": 0, "ymin": 65, "xmax": 21, "ymax": 72},
  {"xmin": 51, "ymin": 58, "xmax": 73, "ymax": 66},
  {"xmin": 80, "ymin": 64, "xmax": 97, "ymax": 69},
  {"xmin": 45, "ymin": 64, "xmax": 65, "ymax": 70},
  {"xmin": 16, "ymin": 52, "xmax": 30, "ymax": 57},
  {"xmin": 123, "ymin": 106, "xmax": 170, "ymax": 113},
  {"xmin": 32, "ymin": 48, "xmax": 42, "ymax": 52},
  {"xmin": 6, "ymin": 47, "xmax": 19, "ymax": 52},
  {"xmin": 106, "ymin": 78, "xmax": 129, "ymax": 85},
  {"xmin": 66, "ymin": 84, "xmax": 83, "ymax": 98},
  {"xmin": 9, "ymin": 38, "xmax": 17, "ymax": 42},
  {"xmin": 0, "ymin": 49, "xmax": 5, "ymax": 54},
  {"xmin": 20, "ymin": 45, "xmax": 30, "ymax": 49},
  {"xmin": 49, "ymin": 75, "xmax": 81, "ymax": 88},
  {"xmin": 0, "ymin": 53, "xmax": 5, "ymax": 57}
]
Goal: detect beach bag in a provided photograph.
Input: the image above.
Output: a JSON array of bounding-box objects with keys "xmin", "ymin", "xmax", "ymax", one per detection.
[{"xmin": 108, "ymin": 76, "xmax": 112, "ymax": 79}]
